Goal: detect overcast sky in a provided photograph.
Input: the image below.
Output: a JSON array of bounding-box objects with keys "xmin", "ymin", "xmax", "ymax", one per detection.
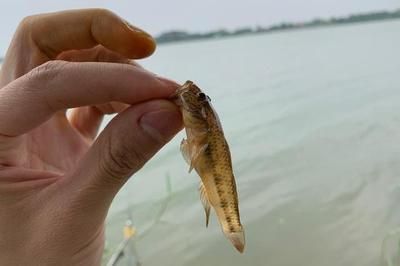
[{"xmin": 0, "ymin": 0, "xmax": 399, "ymax": 54}]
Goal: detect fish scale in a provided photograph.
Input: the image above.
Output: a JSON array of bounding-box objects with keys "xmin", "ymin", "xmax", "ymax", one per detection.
[{"xmin": 172, "ymin": 80, "xmax": 245, "ymax": 253}]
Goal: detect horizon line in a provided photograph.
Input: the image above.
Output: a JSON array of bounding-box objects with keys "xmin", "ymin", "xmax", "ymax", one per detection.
[{"xmin": 156, "ymin": 7, "xmax": 400, "ymax": 36}]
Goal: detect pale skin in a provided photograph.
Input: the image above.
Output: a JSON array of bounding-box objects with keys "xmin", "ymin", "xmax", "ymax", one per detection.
[{"xmin": 0, "ymin": 9, "xmax": 182, "ymax": 265}]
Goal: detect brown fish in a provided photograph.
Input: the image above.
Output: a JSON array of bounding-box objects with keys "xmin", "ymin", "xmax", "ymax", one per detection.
[{"xmin": 172, "ymin": 80, "xmax": 245, "ymax": 253}]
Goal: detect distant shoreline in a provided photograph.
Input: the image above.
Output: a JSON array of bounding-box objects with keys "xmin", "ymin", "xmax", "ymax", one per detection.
[
  {"xmin": 0, "ymin": 9, "xmax": 399, "ymax": 61},
  {"xmin": 155, "ymin": 9, "xmax": 400, "ymax": 45}
]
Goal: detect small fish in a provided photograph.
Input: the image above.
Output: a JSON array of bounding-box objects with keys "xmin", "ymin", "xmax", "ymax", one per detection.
[{"xmin": 172, "ymin": 80, "xmax": 245, "ymax": 253}]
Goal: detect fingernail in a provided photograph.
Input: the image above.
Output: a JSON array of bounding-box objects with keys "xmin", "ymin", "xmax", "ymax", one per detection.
[
  {"xmin": 140, "ymin": 103, "xmax": 182, "ymax": 142},
  {"xmin": 124, "ymin": 20, "xmax": 153, "ymax": 38},
  {"xmin": 122, "ymin": 20, "xmax": 156, "ymax": 57}
]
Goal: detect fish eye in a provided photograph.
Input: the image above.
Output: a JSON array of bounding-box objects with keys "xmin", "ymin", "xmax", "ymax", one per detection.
[{"xmin": 197, "ymin": 92, "xmax": 207, "ymax": 101}]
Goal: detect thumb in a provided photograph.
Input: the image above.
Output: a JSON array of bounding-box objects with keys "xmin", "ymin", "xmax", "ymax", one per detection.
[{"xmin": 68, "ymin": 99, "xmax": 182, "ymax": 211}]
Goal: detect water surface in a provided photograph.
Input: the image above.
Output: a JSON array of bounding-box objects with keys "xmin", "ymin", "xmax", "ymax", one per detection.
[{"xmin": 104, "ymin": 20, "xmax": 400, "ymax": 266}]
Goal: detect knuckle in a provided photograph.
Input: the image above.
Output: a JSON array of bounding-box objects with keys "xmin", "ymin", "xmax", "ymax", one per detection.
[
  {"xmin": 25, "ymin": 60, "xmax": 70, "ymax": 111},
  {"xmin": 27, "ymin": 60, "xmax": 69, "ymax": 84},
  {"xmin": 17, "ymin": 15, "xmax": 35, "ymax": 33},
  {"xmin": 100, "ymin": 133, "xmax": 147, "ymax": 182}
]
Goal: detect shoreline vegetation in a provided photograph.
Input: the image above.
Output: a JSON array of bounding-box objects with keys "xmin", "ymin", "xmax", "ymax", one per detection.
[{"xmin": 155, "ymin": 9, "xmax": 400, "ymax": 44}]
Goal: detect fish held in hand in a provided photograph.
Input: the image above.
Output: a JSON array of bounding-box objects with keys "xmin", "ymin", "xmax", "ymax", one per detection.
[{"xmin": 171, "ymin": 80, "xmax": 245, "ymax": 253}]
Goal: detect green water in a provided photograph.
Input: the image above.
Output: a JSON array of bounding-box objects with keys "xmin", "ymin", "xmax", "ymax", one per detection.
[{"xmin": 103, "ymin": 20, "xmax": 400, "ymax": 266}]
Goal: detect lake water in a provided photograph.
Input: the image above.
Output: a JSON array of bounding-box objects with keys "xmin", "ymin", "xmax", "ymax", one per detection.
[{"xmin": 103, "ymin": 20, "xmax": 400, "ymax": 266}]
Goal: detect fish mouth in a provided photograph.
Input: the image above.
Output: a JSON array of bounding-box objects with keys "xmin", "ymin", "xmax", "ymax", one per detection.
[
  {"xmin": 169, "ymin": 81, "xmax": 195, "ymax": 107},
  {"xmin": 225, "ymin": 230, "xmax": 245, "ymax": 253}
]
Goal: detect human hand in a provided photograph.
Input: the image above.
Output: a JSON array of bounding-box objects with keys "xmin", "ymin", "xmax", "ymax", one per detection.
[{"xmin": 0, "ymin": 9, "xmax": 182, "ymax": 265}]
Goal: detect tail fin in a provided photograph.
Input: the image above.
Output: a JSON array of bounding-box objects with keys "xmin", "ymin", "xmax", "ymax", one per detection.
[{"xmin": 225, "ymin": 228, "xmax": 245, "ymax": 253}]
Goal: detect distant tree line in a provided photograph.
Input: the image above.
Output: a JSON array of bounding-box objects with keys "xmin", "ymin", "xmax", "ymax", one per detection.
[{"xmin": 156, "ymin": 9, "xmax": 400, "ymax": 44}]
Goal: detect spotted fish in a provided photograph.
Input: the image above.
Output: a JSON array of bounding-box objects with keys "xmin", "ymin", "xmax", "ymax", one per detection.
[{"xmin": 172, "ymin": 80, "xmax": 245, "ymax": 253}]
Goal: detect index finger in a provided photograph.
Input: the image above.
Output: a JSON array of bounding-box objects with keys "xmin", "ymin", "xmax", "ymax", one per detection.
[
  {"xmin": 26, "ymin": 8, "xmax": 156, "ymax": 60},
  {"xmin": 0, "ymin": 61, "xmax": 179, "ymax": 137}
]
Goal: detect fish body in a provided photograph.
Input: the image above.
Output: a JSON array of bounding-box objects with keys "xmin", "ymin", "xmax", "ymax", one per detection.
[{"xmin": 172, "ymin": 80, "xmax": 245, "ymax": 253}]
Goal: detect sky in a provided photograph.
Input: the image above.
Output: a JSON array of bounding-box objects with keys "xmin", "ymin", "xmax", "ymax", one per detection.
[{"xmin": 0, "ymin": 0, "xmax": 399, "ymax": 55}]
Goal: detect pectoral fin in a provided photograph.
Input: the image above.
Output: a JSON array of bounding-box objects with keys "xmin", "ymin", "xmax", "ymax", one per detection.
[
  {"xmin": 180, "ymin": 138, "xmax": 191, "ymax": 168},
  {"xmin": 199, "ymin": 182, "xmax": 211, "ymax": 227},
  {"xmin": 180, "ymin": 139, "xmax": 208, "ymax": 173},
  {"xmin": 180, "ymin": 138, "xmax": 195, "ymax": 172}
]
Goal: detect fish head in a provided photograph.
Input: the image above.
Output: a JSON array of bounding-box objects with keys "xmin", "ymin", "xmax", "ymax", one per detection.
[
  {"xmin": 171, "ymin": 80, "xmax": 212, "ymax": 119},
  {"xmin": 172, "ymin": 81, "xmax": 213, "ymax": 128},
  {"xmin": 171, "ymin": 80, "xmax": 224, "ymax": 133}
]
